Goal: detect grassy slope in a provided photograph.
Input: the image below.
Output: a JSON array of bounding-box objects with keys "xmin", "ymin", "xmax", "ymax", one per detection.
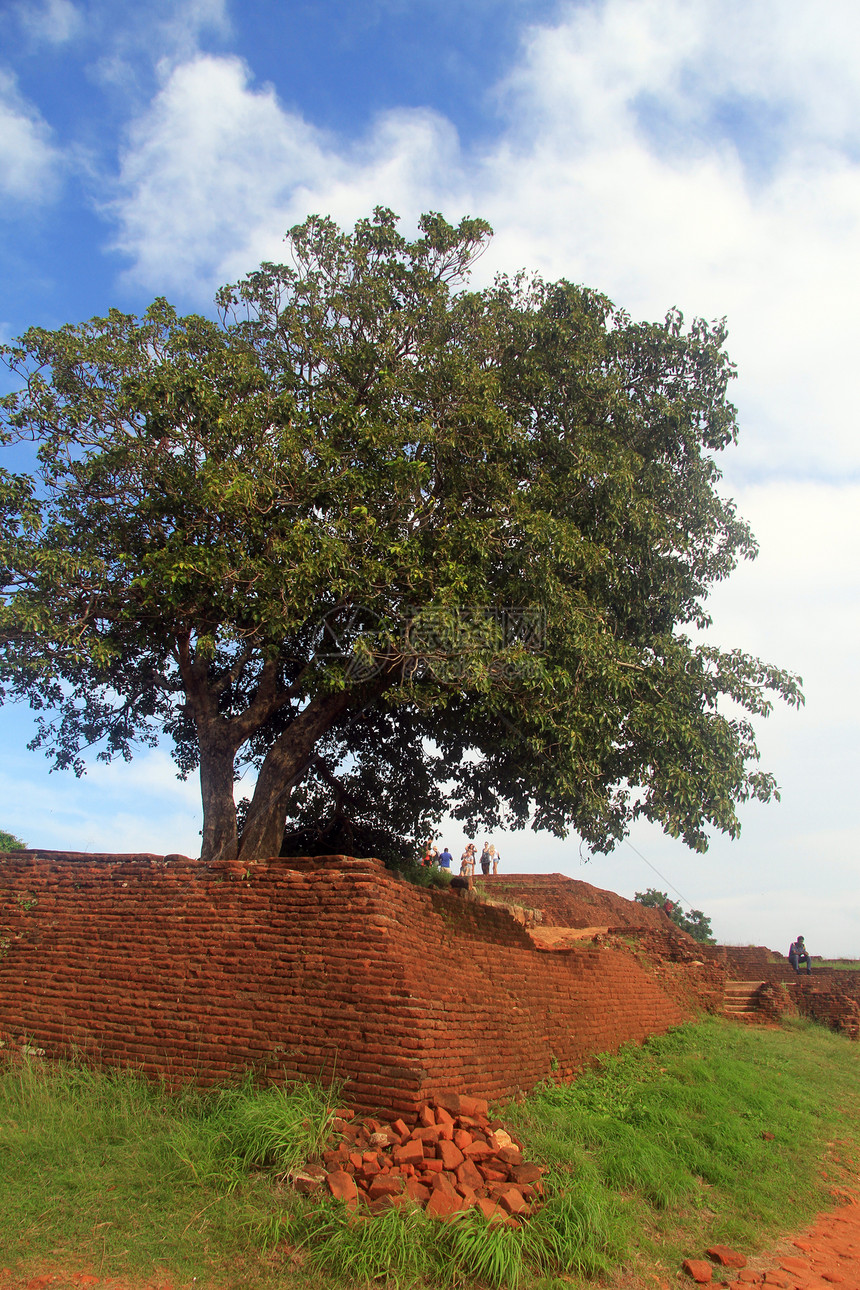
[{"xmin": 1, "ymin": 1017, "xmax": 859, "ymax": 1289}]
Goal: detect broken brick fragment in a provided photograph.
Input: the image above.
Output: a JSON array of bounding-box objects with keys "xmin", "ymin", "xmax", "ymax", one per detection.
[
  {"xmin": 476, "ymin": 1197, "xmax": 506, "ymax": 1222},
  {"xmin": 368, "ymin": 1174, "xmax": 404, "ymax": 1201},
  {"xmin": 455, "ymin": 1158, "xmax": 485, "ymax": 1191},
  {"xmin": 682, "ymin": 1258, "xmax": 713, "ymax": 1283},
  {"xmin": 292, "ymin": 1164, "xmax": 326, "ymax": 1195},
  {"xmin": 498, "ymin": 1145, "xmax": 523, "ymax": 1165},
  {"xmin": 409, "ymin": 1126, "xmax": 441, "ymax": 1145},
  {"xmin": 431, "ymin": 1170, "xmax": 461, "ymax": 1201},
  {"xmin": 511, "ymin": 1162, "xmax": 544, "ymax": 1187},
  {"xmin": 392, "ymin": 1139, "xmax": 424, "ymax": 1167},
  {"xmin": 498, "ymin": 1187, "xmax": 529, "ymax": 1216},
  {"xmin": 459, "ymin": 1094, "xmax": 489, "ymax": 1118},
  {"xmin": 405, "ymin": 1177, "xmax": 431, "ymax": 1203},
  {"xmin": 432, "ymin": 1092, "xmax": 462, "ymax": 1117},
  {"xmin": 463, "ymin": 1141, "xmax": 493, "ymax": 1161},
  {"xmin": 426, "ymin": 1188, "xmax": 463, "ymax": 1219},
  {"xmin": 326, "ymin": 1169, "xmax": 358, "ymax": 1207},
  {"xmin": 438, "ymin": 1139, "xmax": 465, "ymax": 1171},
  {"xmin": 707, "ymin": 1247, "xmax": 748, "ymax": 1270}
]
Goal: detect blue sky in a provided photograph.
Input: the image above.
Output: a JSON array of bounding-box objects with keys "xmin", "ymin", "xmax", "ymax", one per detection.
[{"xmin": 1, "ymin": 0, "xmax": 858, "ymax": 955}]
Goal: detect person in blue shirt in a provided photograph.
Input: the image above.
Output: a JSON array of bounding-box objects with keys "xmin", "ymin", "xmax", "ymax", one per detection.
[
  {"xmin": 788, "ymin": 936, "xmax": 812, "ymax": 974},
  {"xmin": 438, "ymin": 846, "xmax": 453, "ymax": 870}
]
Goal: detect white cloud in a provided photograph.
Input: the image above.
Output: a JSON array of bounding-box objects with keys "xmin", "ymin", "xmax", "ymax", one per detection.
[
  {"xmin": 111, "ymin": 55, "xmax": 464, "ymax": 295},
  {"xmin": 17, "ymin": 0, "xmax": 83, "ymax": 45},
  {"xmin": 109, "ymin": 2, "xmax": 860, "ymax": 481},
  {"xmin": 476, "ymin": 0, "xmax": 860, "ymax": 478},
  {"xmin": 0, "ymin": 70, "xmax": 61, "ymax": 204}
]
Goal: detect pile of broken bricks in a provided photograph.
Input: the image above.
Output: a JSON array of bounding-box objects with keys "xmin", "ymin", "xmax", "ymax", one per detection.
[{"xmin": 292, "ymin": 1091, "xmax": 545, "ymax": 1223}]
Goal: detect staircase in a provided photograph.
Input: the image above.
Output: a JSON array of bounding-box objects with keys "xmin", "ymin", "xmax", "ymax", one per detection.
[{"xmin": 722, "ymin": 980, "xmax": 764, "ymax": 1019}]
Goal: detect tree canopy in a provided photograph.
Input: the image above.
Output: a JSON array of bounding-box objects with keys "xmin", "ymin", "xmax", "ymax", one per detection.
[
  {"xmin": 0, "ymin": 208, "xmax": 803, "ymax": 865},
  {"xmin": 634, "ymin": 887, "xmax": 715, "ymax": 944}
]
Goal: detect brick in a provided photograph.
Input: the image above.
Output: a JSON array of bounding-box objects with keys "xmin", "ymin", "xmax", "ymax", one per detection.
[
  {"xmin": 426, "ymin": 1188, "xmax": 464, "ymax": 1219},
  {"xmin": 438, "ymin": 1140, "xmax": 465, "ymax": 1171},
  {"xmin": 433, "ymin": 1092, "xmax": 462, "ymax": 1117},
  {"xmin": 368, "ymin": 1175, "xmax": 404, "ymax": 1201},
  {"xmin": 392, "ymin": 1139, "xmax": 424, "ymax": 1167},
  {"xmin": 456, "ymin": 1158, "xmax": 485, "ymax": 1191},
  {"xmin": 497, "ymin": 1145, "xmax": 523, "ymax": 1165},
  {"xmin": 405, "ymin": 1177, "xmax": 431, "ymax": 1203},
  {"xmin": 707, "ymin": 1247, "xmax": 748, "ymax": 1270},
  {"xmin": 682, "ymin": 1260, "xmax": 713, "ymax": 1284},
  {"xmin": 326, "ymin": 1170, "xmax": 358, "ymax": 1207},
  {"xmin": 498, "ymin": 1187, "xmax": 529, "ymax": 1215},
  {"xmin": 476, "ymin": 1197, "xmax": 506, "ymax": 1222},
  {"xmin": 409, "ymin": 1126, "xmax": 440, "ymax": 1145}
]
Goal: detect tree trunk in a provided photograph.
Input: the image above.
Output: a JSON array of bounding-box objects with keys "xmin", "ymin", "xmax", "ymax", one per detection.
[
  {"xmin": 237, "ymin": 692, "xmax": 351, "ymax": 862},
  {"xmin": 198, "ymin": 732, "xmax": 239, "ymax": 864}
]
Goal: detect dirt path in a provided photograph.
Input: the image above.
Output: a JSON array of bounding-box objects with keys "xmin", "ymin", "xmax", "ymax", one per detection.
[
  {"xmin": 711, "ymin": 1196, "xmax": 860, "ymax": 1288},
  {"xmin": 654, "ymin": 1192, "xmax": 860, "ymax": 1289},
  {"xmin": 3, "ymin": 1197, "xmax": 860, "ymax": 1289}
]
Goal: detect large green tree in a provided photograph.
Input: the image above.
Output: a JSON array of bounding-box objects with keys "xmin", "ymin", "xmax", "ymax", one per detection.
[{"xmin": 0, "ymin": 209, "xmax": 802, "ymax": 865}]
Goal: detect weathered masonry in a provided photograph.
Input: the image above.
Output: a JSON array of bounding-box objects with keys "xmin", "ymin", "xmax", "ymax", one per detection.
[{"xmin": 0, "ymin": 852, "xmax": 721, "ymax": 1113}]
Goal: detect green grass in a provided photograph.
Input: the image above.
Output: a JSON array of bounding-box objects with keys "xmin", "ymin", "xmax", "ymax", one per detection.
[
  {"xmin": 2, "ymin": 1016, "xmax": 860, "ymax": 1288},
  {"xmin": 501, "ymin": 1016, "xmax": 860, "ymax": 1282},
  {"xmin": 0, "ymin": 1057, "xmax": 332, "ymax": 1288},
  {"xmin": 816, "ymin": 958, "xmax": 860, "ymax": 970}
]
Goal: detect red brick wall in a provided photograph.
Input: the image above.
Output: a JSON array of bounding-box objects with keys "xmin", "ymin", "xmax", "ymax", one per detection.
[
  {"xmin": 0, "ymin": 851, "xmax": 707, "ymax": 1115},
  {"xmin": 703, "ymin": 944, "xmax": 797, "ymax": 984}
]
